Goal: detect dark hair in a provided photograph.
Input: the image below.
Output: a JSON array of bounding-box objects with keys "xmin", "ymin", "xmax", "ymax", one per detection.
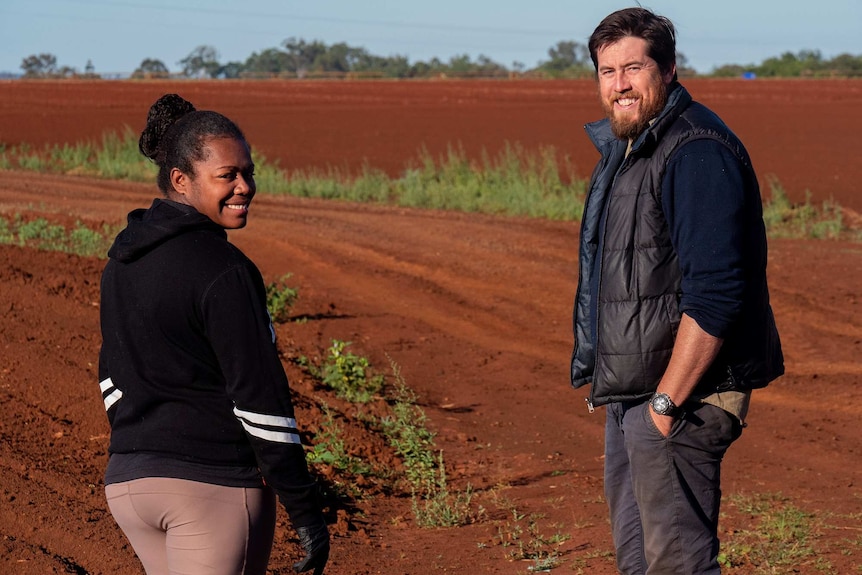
[
  {"xmin": 139, "ymin": 93, "xmax": 248, "ymax": 194},
  {"xmin": 588, "ymin": 7, "xmax": 678, "ymax": 81}
]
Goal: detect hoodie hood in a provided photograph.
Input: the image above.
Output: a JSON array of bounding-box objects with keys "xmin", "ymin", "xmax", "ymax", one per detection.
[{"xmin": 108, "ymin": 198, "xmax": 226, "ymax": 263}]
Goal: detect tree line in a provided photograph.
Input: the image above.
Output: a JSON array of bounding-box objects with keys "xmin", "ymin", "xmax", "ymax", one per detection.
[
  {"xmin": 17, "ymin": 38, "xmax": 862, "ymax": 80},
  {"xmin": 711, "ymin": 49, "xmax": 862, "ymax": 78}
]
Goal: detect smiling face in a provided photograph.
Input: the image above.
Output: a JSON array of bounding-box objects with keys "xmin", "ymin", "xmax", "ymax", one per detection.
[
  {"xmin": 596, "ymin": 35, "xmax": 675, "ymax": 140},
  {"xmin": 170, "ymin": 136, "xmax": 256, "ymax": 229}
]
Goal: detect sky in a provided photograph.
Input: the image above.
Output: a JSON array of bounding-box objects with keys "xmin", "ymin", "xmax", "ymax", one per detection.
[{"xmin": 1, "ymin": 0, "xmax": 860, "ymax": 76}]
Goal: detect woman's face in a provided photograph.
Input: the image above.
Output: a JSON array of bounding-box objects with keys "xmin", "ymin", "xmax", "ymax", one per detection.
[{"xmin": 171, "ymin": 136, "xmax": 256, "ymax": 229}]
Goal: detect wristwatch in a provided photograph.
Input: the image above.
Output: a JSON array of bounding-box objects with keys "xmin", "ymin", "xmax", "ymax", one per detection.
[{"xmin": 649, "ymin": 392, "xmax": 681, "ymax": 417}]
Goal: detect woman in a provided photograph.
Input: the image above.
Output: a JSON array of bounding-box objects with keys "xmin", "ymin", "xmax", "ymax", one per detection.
[{"xmin": 98, "ymin": 94, "xmax": 329, "ymax": 575}]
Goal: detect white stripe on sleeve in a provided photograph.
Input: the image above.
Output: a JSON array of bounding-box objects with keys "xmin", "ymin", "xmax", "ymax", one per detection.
[
  {"xmin": 233, "ymin": 407, "xmax": 301, "ymax": 445},
  {"xmin": 233, "ymin": 407, "xmax": 297, "ymax": 429},
  {"xmin": 237, "ymin": 420, "xmax": 302, "ymax": 444},
  {"xmin": 99, "ymin": 377, "xmax": 123, "ymax": 411}
]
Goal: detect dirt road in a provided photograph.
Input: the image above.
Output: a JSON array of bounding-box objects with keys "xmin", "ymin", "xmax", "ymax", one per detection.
[{"xmin": 1, "ymin": 170, "xmax": 860, "ymax": 574}]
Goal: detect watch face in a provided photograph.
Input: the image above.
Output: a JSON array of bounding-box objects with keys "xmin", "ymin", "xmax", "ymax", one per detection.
[{"xmin": 652, "ymin": 394, "xmax": 672, "ymax": 415}]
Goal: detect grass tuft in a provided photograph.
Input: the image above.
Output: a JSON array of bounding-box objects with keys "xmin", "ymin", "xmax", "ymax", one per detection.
[
  {"xmin": 720, "ymin": 491, "xmax": 825, "ymax": 573},
  {"xmin": 3, "ymin": 130, "xmax": 859, "ymax": 240},
  {"xmin": 762, "ymin": 176, "xmax": 849, "ymax": 240},
  {"xmin": 0, "ymin": 215, "xmax": 116, "ymax": 257},
  {"xmin": 382, "ymin": 360, "xmax": 475, "ymax": 528}
]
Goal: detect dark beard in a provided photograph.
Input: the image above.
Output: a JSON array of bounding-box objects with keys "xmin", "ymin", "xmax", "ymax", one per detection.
[{"xmin": 604, "ymin": 81, "xmax": 668, "ymax": 140}]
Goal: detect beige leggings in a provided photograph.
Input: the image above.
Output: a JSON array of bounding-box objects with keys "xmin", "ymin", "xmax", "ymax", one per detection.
[{"xmin": 105, "ymin": 477, "xmax": 276, "ymax": 575}]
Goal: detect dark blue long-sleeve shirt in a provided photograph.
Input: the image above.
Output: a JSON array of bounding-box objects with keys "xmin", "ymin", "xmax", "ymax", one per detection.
[{"xmin": 662, "ymin": 139, "xmax": 751, "ymax": 339}]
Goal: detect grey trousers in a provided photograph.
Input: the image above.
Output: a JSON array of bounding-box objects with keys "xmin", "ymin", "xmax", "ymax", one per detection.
[
  {"xmin": 604, "ymin": 400, "xmax": 742, "ymax": 575},
  {"xmin": 106, "ymin": 477, "xmax": 277, "ymax": 575}
]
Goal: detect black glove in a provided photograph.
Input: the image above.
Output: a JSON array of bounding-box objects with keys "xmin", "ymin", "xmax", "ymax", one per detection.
[{"xmin": 293, "ymin": 520, "xmax": 330, "ymax": 575}]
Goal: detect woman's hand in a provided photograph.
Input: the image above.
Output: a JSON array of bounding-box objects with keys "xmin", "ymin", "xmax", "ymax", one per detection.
[{"xmin": 293, "ymin": 520, "xmax": 330, "ymax": 575}]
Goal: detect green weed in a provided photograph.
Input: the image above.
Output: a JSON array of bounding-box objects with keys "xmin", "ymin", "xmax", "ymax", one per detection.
[
  {"xmin": 321, "ymin": 340, "xmax": 384, "ymax": 403},
  {"xmin": 298, "ymin": 350, "xmax": 473, "ymax": 526},
  {"xmin": 16, "ymin": 152, "xmax": 45, "ymax": 171},
  {"xmin": 379, "ymin": 366, "xmax": 437, "ymax": 494},
  {"xmin": 95, "ymin": 127, "xmax": 155, "ymax": 180},
  {"xmin": 50, "ymin": 141, "xmax": 94, "ymax": 170},
  {"xmin": 0, "ymin": 143, "xmax": 9, "ymax": 170},
  {"xmin": 15, "ymin": 218, "xmax": 64, "ymax": 247},
  {"xmin": 573, "ymin": 548, "xmax": 615, "ymax": 571},
  {"xmin": 265, "ymin": 273, "xmax": 299, "ymax": 323},
  {"xmin": 260, "ymin": 159, "xmax": 392, "ymax": 204},
  {"xmin": 267, "ymin": 143, "xmax": 585, "ymax": 220},
  {"xmin": 381, "ymin": 360, "xmax": 476, "ymax": 527},
  {"xmin": 763, "ymin": 177, "xmax": 850, "ymax": 240},
  {"xmin": 6, "ymin": 130, "xmax": 860, "ymax": 241},
  {"xmin": 397, "ymin": 143, "xmax": 584, "ymax": 220},
  {"xmin": 410, "ymin": 451, "xmax": 475, "ymax": 528},
  {"xmin": 68, "ymin": 225, "xmax": 114, "ymax": 257},
  {"xmin": 0, "ymin": 218, "xmax": 13, "ymax": 243},
  {"xmin": 0, "ymin": 128, "xmax": 156, "ymax": 181},
  {"xmin": 306, "ymin": 403, "xmax": 371, "ymax": 476},
  {"xmin": 494, "ymin": 506, "xmax": 571, "ymax": 571},
  {"xmin": 0, "ymin": 215, "xmax": 114, "ymax": 257},
  {"xmin": 719, "ymin": 492, "xmax": 824, "ymax": 573},
  {"xmin": 1, "ymin": 131, "xmax": 586, "ymax": 221}
]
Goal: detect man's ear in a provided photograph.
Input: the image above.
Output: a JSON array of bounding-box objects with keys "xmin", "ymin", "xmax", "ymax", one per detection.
[
  {"xmin": 664, "ymin": 63, "xmax": 677, "ymax": 85},
  {"xmin": 170, "ymin": 167, "xmax": 189, "ymax": 197}
]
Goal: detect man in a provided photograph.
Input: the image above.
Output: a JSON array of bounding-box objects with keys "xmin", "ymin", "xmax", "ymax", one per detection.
[{"xmin": 570, "ymin": 8, "xmax": 784, "ymax": 574}]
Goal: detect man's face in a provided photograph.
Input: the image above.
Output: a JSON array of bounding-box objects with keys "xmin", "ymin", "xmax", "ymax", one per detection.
[{"xmin": 596, "ymin": 36, "xmax": 675, "ymax": 140}]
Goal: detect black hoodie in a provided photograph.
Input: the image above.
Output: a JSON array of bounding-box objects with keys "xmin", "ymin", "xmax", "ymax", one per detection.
[{"xmin": 99, "ymin": 198, "xmax": 320, "ymax": 527}]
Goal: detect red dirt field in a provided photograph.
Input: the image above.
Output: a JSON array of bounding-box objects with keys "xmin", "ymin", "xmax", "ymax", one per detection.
[
  {"xmin": 1, "ymin": 81, "xmax": 861, "ymax": 575},
  {"xmin": 1, "ymin": 78, "xmax": 861, "ymax": 211}
]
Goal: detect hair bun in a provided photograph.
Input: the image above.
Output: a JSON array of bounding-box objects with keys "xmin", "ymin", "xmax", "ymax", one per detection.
[{"xmin": 139, "ymin": 94, "xmax": 197, "ymax": 161}]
